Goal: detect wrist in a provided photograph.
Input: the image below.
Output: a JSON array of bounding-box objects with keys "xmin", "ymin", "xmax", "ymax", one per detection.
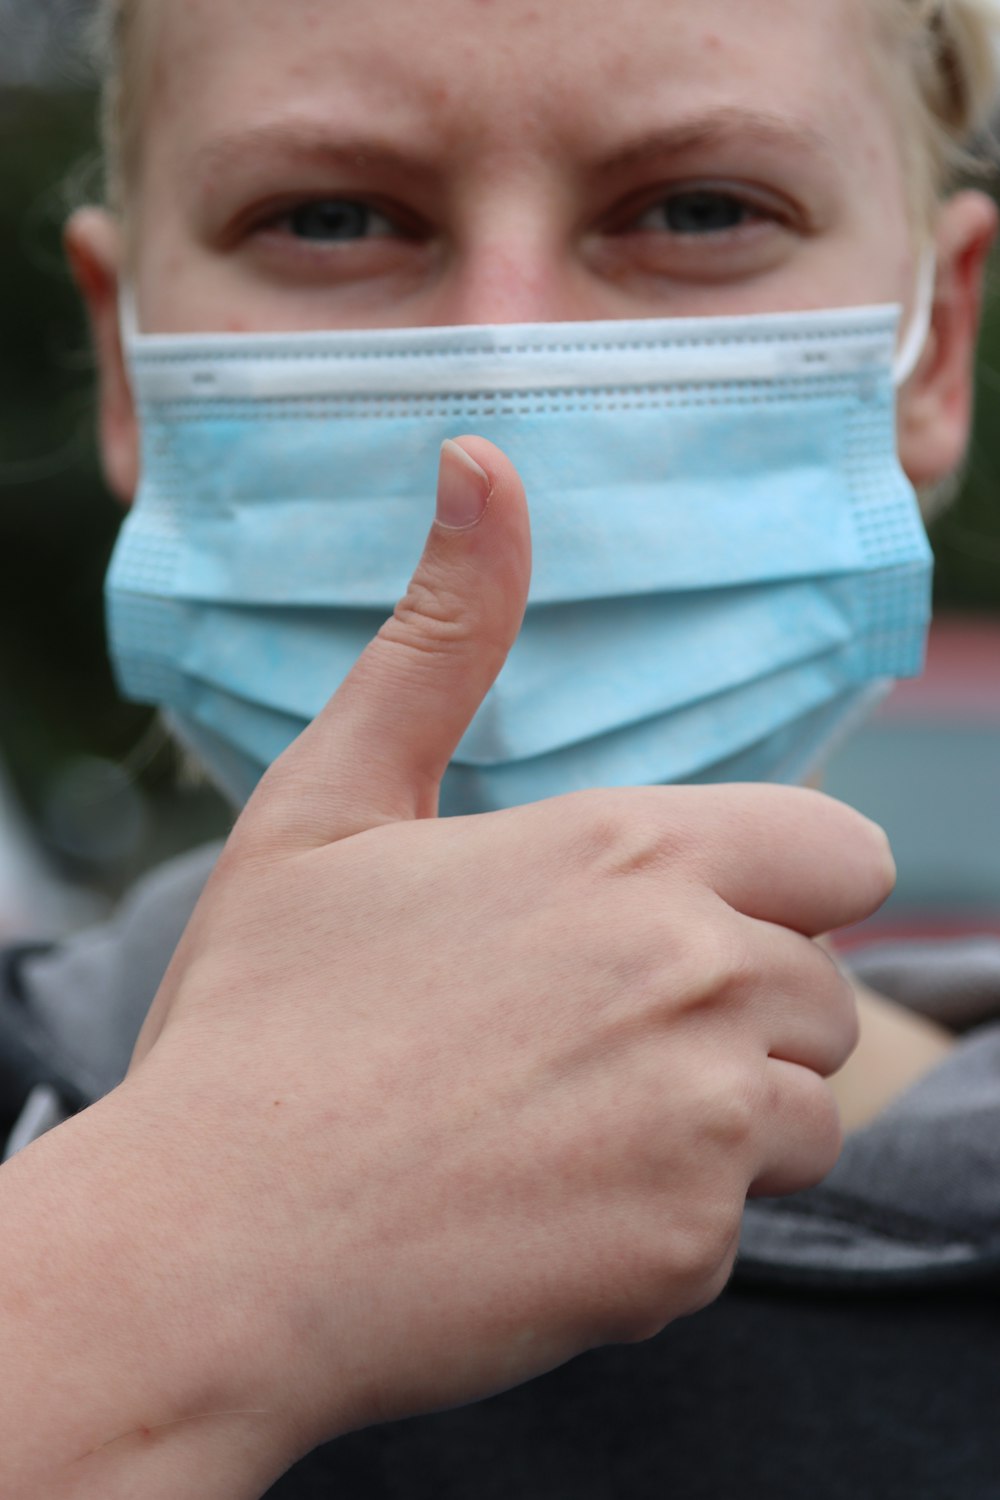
[{"xmin": 0, "ymin": 1079, "xmax": 303, "ymax": 1497}]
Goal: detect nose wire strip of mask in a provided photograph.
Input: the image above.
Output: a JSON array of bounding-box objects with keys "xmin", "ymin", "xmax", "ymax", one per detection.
[
  {"xmin": 119, "ymin": 270, "xmax": 932, "ymax": 395},
  {"xmin": 121, "ymin": 303, "xmax": 904, "ymax": 405}
]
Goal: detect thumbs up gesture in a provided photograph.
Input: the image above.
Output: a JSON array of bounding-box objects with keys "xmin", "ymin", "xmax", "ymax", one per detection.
[{"xmin": 106, "ymin": 436, "xmax": 891, "ymax": 1475}]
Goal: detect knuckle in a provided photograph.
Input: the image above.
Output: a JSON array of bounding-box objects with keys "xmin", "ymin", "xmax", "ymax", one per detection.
[
  {"xmin": 572, "ymin": 791, "xmax": 652, "ymax": 866},
  {"xmin": 663, "ymin": 1199, "xmax": 744, "ymax": 1308},
  {"xmin": 701, "ymin": 1065, "xmax": 760, "ymax": 1155},
  {"xmin": 592, "ymin": 904, "xmax": 748, "ymax": 1025},
  {"xmin": 795, "ymin": 942, "xmax": 862, "ymax": 1075},
  {"xmin": 709, "ymin": 917, "xmax": 757, "ymax": 996},
  {"xmin": 380, "ymin": 570, "xmax": 513, "ymax": 687},
  {"xmin": 833, "ymin": 968, "xmax": 862, "ymax": 1066},
  {"xmin": 773, "ymin": 1069, "xmax": 844, "ymax": 1187},
  {"xmin": 660, "ymin": 912, "xmax": 755, "ymax": 1016},
  {"xmin": 386, "ymin": 575, "xmax": 475, "ymax": 655},
  {"xmin": 678, "ymin": 1225, "xmax": 742, "ymax": 1317},
  {"xmin": 813, "ymin": 945, "xmax": 862, "ymax": 1069},
  {"xmin": 567, "ymin": 789, "xmax": 695, "ymax": 881},
  {"xmin": 607, "ymin": 1207, "xmax": 741, "ymax": 1344},
  {"xmin": 802, "ymin": 1082, "xmax": 845, "ymax": 1183},
  {"xmin": 593, "ymin": 904, "xmax": 756, "ymax": 1032}
]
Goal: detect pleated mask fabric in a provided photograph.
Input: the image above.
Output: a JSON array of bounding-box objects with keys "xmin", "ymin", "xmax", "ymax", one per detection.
[{"xmin": 108, "ymin": 304, "xmax": 933, "ymax": 813}]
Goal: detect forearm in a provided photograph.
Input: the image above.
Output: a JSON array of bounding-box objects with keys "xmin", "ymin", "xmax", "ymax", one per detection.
[{"xmin": 0, "ymin": 1086, "xmax": 298, "ymax": 1500}]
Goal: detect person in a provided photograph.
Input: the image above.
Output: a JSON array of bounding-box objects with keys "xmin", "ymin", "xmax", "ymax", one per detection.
[{"xmin": 1, "ymin": 0, "xmax": 999, "ymax": 1495}]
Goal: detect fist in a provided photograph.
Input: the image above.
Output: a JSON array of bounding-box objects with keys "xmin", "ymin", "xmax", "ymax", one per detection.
[{"xmin": 124, "ymin": 437, "xmax": 892, "ymax": 1459}]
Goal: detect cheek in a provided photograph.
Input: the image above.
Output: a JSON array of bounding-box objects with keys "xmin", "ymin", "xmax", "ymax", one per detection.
[{"xmin": 134, "ymin": 226, "xmax": 231, "ymax": 336}]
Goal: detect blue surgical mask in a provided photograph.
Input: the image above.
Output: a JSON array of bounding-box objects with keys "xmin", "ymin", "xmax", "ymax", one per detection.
[{"xmin": 108, "ymin": 289, "xmax": 934, "ymax": 814}]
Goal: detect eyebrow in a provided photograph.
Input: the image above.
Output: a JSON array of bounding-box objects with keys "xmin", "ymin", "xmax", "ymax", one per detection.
[
  {"xmin": 192, "ymin": 123, "xmax": 441, "ymax": 189},
  {"xmin": 192, "ymin": 106, "xmax": 837, "ymax": 191},
  {"xmin": 595, "ymin": 109, "xmax": 838, "ymax": 175}
]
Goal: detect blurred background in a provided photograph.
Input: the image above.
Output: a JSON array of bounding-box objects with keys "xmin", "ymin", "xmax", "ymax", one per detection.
[
  {"xmin": 0, "ymin": 0, "xmax": 997, "ymax": 942},
  {"xmin": 0, "ymin": 0, "xmax": 232, "ymax": 938}
]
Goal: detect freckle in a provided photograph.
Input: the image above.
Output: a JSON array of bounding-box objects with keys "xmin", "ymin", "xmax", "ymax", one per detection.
[{"xmin": 273, "ymin": 1100, "xmax": 283, "ymax": 1108}]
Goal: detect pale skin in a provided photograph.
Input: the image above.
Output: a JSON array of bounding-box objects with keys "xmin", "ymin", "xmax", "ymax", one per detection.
[{"xmin": 0, "ymin": 1, "xmax": 993, "ymax": 1496}]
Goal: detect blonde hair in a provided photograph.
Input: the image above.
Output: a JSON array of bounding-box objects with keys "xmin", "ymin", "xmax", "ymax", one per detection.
[
  {"xmin": 92, "ymin": 0, "xmax": 1000, "ymax": 216},
  {"xmin": 877, "ymin": 0, "xmax": 1000, "ymax": 221},
  {"xmin": 91, "ymin": 0, "xmax": 151, "ymax": 215}
]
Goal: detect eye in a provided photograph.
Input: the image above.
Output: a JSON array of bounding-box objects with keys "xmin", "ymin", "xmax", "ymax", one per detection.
[
  {"xmin": 281, "ymin": 199, "xmax": 397, "ymax": 242},
  {"xmin": 634, "ymin": 190, "xmax": 761, "ymax": 236}
]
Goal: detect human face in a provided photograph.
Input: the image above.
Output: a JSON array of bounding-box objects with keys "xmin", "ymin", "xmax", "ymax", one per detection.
[
  {"xmin": 68, "ymin": 0, "xmax": 996, "ymax": 498},
  {"xmin": 130, "ymin": 0, "xmax": 917, "ymax": 332}
]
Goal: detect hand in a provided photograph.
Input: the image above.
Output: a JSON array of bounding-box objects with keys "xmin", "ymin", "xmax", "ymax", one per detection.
[
  {"xmin": 1, "ymin": 437, "xmax": 892, "ymax": 1497},
  {"xmin": 119, "ymin": 435, "xmax": 891, "ymax": 1461}
]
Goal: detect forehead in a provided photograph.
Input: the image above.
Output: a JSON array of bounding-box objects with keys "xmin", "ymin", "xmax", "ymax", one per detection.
[{"xmin": 143, "ymin": 0, "xmax": 896, "ymax": 173}]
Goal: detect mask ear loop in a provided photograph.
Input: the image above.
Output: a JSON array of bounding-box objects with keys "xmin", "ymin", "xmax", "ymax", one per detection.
[
  {"xmin": 118, "ymin": 284, "xmax": 141, "ymax": 359},
  {"xmin": 117, "ymin": 283, "xmax": 142, "ymax": 416},
  {"xmin": 893, "ymin": 251, "xmax": 937, "ymax": 388}
]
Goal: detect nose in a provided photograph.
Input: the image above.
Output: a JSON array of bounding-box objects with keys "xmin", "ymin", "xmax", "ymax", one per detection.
[
  {"xmin": 440, "ymin": 241, "xmax": 573, "ymax": 326},
  {"xmin": 425, "ymin": 182, "xmax": 597, "ymax": 326}
]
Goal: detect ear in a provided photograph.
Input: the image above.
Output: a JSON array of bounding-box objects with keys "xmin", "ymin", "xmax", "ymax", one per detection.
[
  {"xmin": 897, "ymin": 191, "xmax": 998, "ymax": 489},
  {"xmin": 64, "ymin": 207, "xmax": 140, "ymax": 505}
]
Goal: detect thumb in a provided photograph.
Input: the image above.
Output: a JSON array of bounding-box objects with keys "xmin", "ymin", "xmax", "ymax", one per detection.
[{"xmin": 242, "ymin": 435, "xmax": 532, "ymax": 851}]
